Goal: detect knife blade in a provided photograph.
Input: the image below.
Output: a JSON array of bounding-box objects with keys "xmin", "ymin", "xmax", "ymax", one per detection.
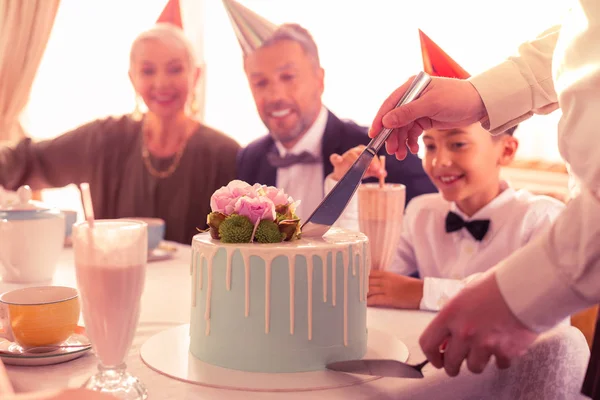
[
  {"xmin": 326, "ymin": 358, "xmax": 427, "ymax": 379},
  {"xmin": 301, "ymin": 71, "xmax": 432, "ymax": 237}
]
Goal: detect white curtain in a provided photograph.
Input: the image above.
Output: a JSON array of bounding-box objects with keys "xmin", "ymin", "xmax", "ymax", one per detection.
[{"xmin": 0, "ymin": 0, "xmax": 60, "ymax": 142}]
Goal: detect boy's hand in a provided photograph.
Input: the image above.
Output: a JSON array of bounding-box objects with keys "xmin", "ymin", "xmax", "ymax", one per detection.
[
  {"xmin": 368, "ymin": 270, "xmax": 424, "ymax": 309},
  {"xmin": 329, "ymin": 145, "xmax": 387, "ymax": 181}
]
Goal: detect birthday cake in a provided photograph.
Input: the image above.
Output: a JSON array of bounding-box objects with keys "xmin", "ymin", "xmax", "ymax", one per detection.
[{"xmin": 189, "ymin": 181, "xmax": 369, "ymax": 373}]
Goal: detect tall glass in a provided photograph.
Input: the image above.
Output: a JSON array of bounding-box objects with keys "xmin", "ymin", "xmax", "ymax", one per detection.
[
  {"xmin": 73, "ymin": 220, "xmax": 148, "ymax": 400},
  {"xmin": 358, "ymin": 183, "xmax": 406, "ymax": 271}
]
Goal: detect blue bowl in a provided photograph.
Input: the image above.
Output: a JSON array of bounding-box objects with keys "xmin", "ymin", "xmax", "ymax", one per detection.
[{"xmin": 126, "ymin": 218, "xmax": 166, "ymax": 250}]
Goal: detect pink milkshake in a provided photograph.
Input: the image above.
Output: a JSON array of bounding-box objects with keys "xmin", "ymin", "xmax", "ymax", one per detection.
[
  {"xmin": 73, "ymin": 219, "xmax": 148, "ymax": 400},
  {"xmin": 76, "ymin": 263, "xmax": 145, "ymax": 366},
  {"xmin": 358, "ymin": 183, "xmax": 406, "ymax": 270}
]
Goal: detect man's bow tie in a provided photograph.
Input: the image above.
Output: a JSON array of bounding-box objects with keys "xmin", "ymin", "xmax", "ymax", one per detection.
[
  {"xmin": 445, "ymin": 211, "xmax": 490, "ymax": 241},
  {"xmin": 266, "ymin": 151, "xmax": 321, "ymax": 168}
]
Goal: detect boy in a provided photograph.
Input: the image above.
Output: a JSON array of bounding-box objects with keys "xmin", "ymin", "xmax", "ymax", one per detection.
[{"xmin": 328, "ymin": 31, "xmax": 565, "ymax": 311}]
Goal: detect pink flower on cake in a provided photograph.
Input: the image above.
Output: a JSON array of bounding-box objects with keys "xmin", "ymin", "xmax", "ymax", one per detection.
[
  {"xmin": 234, "ymin": 196, "xmax": 276, "ymax": 225},
  {"xmin": 252, "ymin": 183, "xmax": 265, "ymax": 196},
  {"xmin": 228, "ymin": 180, "xmax": 258, "ymax": 198},
  {"xmin": 263, "ymin": 186, "xmax": 291, "ymax": 206},
  {"xmin": 210, "ymin": 180, "xmax": 258, "ymax": 214}
]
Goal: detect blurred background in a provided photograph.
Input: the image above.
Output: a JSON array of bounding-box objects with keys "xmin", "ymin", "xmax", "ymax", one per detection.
[{"xmin": 16, "ymin": 0, "xmax": 572, "ymax": 210}]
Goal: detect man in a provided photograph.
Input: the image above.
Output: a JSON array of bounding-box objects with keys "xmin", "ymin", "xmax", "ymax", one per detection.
[
  {"xmin": 222, "ymin": 1, "xmax": 436, "ymax": 219},
  {"xmin": 370, "ymin": 1, "xmax": 600, "ymax": 398}
]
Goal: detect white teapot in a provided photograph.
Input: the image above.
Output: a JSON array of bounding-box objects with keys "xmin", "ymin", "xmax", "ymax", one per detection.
[{"xmin": 0, "ymin": 186, "xmax": 65, "ymax": 283}]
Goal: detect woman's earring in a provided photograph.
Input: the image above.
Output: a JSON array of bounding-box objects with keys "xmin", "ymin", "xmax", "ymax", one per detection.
[
  {"xmin": 132, "ymin": 95, "xmax": 144, "ymax": 121},
  {"xmin": 188, "ymin": 92, "xmax": 199, "ymax": 118}
]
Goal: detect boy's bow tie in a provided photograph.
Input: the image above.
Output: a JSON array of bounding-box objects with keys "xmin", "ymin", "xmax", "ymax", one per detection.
[
  {"xmin": 266, "ymin": 151, "xmax": 321, "ymax": 168},
  {"xmin": 445, "ymin": 211, "xmax": 490, "ymax": 241}
]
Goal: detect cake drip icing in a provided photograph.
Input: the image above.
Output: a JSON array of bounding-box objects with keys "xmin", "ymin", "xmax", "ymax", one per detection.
[{"xmin": 191, "ymin": 229, "xmax": 369, "ymax": 345}]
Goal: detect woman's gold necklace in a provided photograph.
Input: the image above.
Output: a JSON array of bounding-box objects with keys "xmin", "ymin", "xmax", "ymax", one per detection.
[{"xmin": 141, "ymin": 127, "xmax": 189, "ymax": 179}]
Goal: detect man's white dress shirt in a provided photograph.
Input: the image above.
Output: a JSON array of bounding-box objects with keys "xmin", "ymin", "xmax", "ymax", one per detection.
[{"xmin": 274, "ymin": 106, "xmax": 328, "ymax": 220}]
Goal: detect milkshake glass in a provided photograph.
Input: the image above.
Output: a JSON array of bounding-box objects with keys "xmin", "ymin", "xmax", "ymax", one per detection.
[
  {"xmin": 73, "ymin": 220, "xmax": 147, "ymax": 399},
  {"xmin": 358, "ymin": 183, "xmax": 406, "ymax": 271}
]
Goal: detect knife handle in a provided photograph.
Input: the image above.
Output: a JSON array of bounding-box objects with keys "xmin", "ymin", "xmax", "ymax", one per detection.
[{"xmin": 369, "ymin": 71, "xmax": 432, "ymax": 153}]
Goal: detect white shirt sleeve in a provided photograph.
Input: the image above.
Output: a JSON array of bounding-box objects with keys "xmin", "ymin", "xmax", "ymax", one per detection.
[
  {"xmin": 484, "ymin": 3, "xmax": 600, "ymax": 332},
  {"xmin": 469, "ymin": 25, "xmax": 561, "ymax": 134},
  {"xmin": 420, "ymin": 276, "xmax": 475, "ymax": 311},
  {"xmin": 496, "ymin": 188, "xmax": 600, "ymax": 332}
]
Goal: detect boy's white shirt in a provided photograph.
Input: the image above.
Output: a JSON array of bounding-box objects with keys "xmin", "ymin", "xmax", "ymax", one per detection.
[{"xmin": 324, "ymin": 176, "xmax": 565, "ymax": 311}]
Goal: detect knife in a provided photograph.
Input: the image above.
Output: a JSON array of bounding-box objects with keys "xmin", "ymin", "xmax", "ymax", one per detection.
[
  {"xmin": 301, "ymin": 71, "xmax": 432, "ymax": 237},
  {"xmin": 326, "ymin": 358, "xmax": 429, "ymax": 379}
]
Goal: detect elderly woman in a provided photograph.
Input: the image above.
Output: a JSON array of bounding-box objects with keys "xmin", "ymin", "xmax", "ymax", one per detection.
[{"xmin": 0, "ymin": 24, "xmax": 239, "ymax": 244}]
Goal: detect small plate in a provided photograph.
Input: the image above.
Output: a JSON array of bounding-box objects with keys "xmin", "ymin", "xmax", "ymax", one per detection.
[
  {"xmin": 0, "ymin": 329, "xmax": 92, "ymax": 366},
  {"xmin": 148, "ymin": 243, "xmax": 177, "ymax": 262}
]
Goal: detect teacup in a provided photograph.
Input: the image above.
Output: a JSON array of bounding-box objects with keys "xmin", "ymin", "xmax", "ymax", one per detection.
[
  {"xmin": 125, "ymin": 218, "xmax": 165, "ymax": 250},
  {"xmin": 0, "ymin": 286, "xmax": 80, "ymax": 348}
]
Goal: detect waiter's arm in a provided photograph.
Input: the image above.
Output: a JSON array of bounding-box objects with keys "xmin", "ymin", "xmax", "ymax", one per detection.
[
  {"xmin": 469, "ymin": 25, "xmax": 561, "ymax": 134},
  {"xmin": 494, "ymin": 7, "xmax": 600, "ymax": 332}
]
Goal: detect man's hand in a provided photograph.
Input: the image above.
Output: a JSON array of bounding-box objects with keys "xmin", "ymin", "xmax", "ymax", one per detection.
[
  {"xmin": 419, "ymin": 271, "xmax": 539, "ymax": 377},
  {"xmin": 368, "ymin": 77, "xmax": 487, "ymax": 160},
  {"xmin": 329, "ymin": 145, "xmax": 387, "ymax": 181},
  {"xmin": 367, "ymin": 270, "xmax": 424, "ymax": 309}
]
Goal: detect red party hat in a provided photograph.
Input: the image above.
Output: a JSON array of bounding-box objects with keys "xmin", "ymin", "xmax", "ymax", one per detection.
[
  {"xmin": 157, "ymin": 0, "xmax": 183, "ymax": 29},
  {"xmin": 419, "ymin": 29, "xmax": 470, "ymax": 79}
]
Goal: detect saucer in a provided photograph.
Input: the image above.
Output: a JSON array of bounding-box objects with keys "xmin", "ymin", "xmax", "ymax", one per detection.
[
  {"xmin": 148, "ymin": 242, "xmax": 177, "ymax": 262},
  {"xmin": 0, "ymin": 329, "xmax": 92, "ymax": 366}
]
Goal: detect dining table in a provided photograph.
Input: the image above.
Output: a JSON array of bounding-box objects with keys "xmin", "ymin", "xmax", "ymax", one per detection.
[{"xmin": 1, "ymin": 242, "xmax": 591, "ymax": 400}]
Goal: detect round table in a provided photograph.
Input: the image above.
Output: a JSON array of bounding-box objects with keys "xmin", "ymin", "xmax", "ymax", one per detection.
[{"xmin": 1, "ymin": 243, "xmax": 591, "ymax": 399}]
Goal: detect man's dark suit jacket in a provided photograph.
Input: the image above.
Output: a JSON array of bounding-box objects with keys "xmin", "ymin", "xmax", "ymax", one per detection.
[{"xmin": 236, "ymin": 110, "xmax": 437, "ymax": 206}]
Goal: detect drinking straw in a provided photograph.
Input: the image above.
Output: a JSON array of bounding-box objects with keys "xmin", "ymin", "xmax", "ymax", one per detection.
[
  {"xmin": 379, "ymin": 155, "xmax": 386, "ymax": 188},
  {"xmin": 80, "ymin": 183, "xmax": 95, "ymax": 229},
  {"xmin": 79, "ymin": 183, "xmax": 96, "ymax": 264}
]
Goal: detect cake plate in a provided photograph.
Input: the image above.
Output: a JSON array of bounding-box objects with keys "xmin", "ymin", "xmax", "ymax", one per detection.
[{"xmin": 140, "ymin": 324, "xmax": 409, "ymax": 392}]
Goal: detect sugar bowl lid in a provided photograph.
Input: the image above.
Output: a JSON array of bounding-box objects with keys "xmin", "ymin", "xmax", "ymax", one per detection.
[{"xmin": 0, "ymin": 186, "xmax": 60, "ymax": 219}]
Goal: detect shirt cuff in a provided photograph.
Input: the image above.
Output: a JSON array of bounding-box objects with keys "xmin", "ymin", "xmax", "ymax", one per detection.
[
  {"xmin": 419, "ymin": 277, "xmax": 466, "ymax": 311},
  {"xmin": 495, "ymin": 233, "xmax": 590, "ymax": 333},
  {"xmin": 469, "ymin": 60, "xmax": 534, "ymax": 133}
]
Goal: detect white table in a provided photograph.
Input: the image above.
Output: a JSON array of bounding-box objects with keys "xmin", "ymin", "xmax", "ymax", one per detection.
[{"xmin": 1, "ymin": 243, "xmax": 591, "ymax": 399}]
